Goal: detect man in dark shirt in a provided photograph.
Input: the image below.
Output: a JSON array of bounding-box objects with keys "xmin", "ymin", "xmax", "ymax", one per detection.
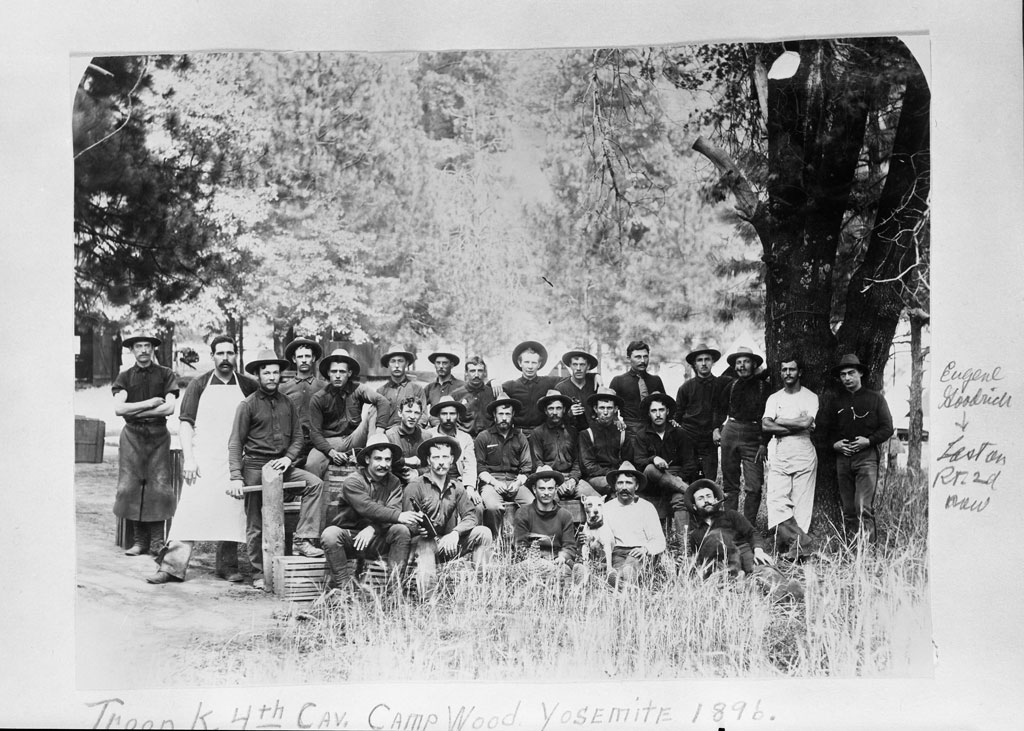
[
  {"xmin": 424, "ymin": 349, "xmax": 466, "ymax": 426},
  {"xmin": 609, "ymin": 340, "xmax": 666, "ymax": 435},
  {"xmin": 112, "ymin": 333, "xmax": 180, "ymax": 557},
  {"xmin": 320, "ymin": 433, "xmax": 421, "ymax": 591},
  {"xmin": 376, "ymin": 347, "xmax": 426, "ymax": 428},
  {"xmin": 474, "ymin": 394, "xmax": 534, "ymax": 533},
  {"xmin": 278, "ymin": 337, "xmax": 325, "ymax": 467},
  {"xmin": 555, "ymin": 349, "xmax": 600, "ymax": 431},
  {"xmin": 513, "ymin": 466, "xmax": 579, "ymax": 580},
  {"xmin": 385, "ymin": 397, "xmax": 431, "ymax": 484},
  {"xmin": 305, "ymin": 348, "xmax": 391, "ymax": 480},
  {"xmin": 632, "ymin": 392, "xmax": 694, "ymax": 539},
  {"xmin": 528, "ymin": 390, "xmax": 595, "ymax": 498},
  {"xmin": 713, "ymin": 346, "xmax": 771, "ymax": 524},
  {"xmin": 578, "ymin": 387, "xmax": 633, "ymax": 496},
  {"xmin": 451, "ymin": 355, "xmax": 495, "ymax": 437},
  {"xmin": 228, "ymin": 349, "xmax": 326, "ymax": 590},
  {"xmin": 502, "ymin": 341, "xmax": 561, "ymax": 433},
  {"xmin": 817, "ymin": 354, "xmax": 894, "ymax": 545},
  {"xmin": 674, "ymin": 344, "xmax": 724, "ymax": 481}
]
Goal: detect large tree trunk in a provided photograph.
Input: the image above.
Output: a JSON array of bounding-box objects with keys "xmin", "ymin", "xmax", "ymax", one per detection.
[{"xmin": 907, "ymin": 310, "xmax": 929, "ymax": 478}]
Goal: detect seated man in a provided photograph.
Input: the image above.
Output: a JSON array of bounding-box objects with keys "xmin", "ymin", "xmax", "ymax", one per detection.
[
  {"xmin": 684, "ymin": 478, "xmax": 802, "ymax": 600},
  {"xmin": 529, "ymin": 390, "xmax": 596, "ymax": 498},
  {"xmin": 320, "ymin": 434, "xmax": 422, "ymax": 591},
  {"xmin": 632, "ymin": 392, "xmax": 695, "ymax": 539},
  {"xmin": 385, "ymin": 397, "xmax": 430, "ymax": 484},
  {"xmin": 512, "ymin": 465, "xmax": 579, "ymax": 579},
  {"xmin": 404, "ymin": 436, "xmax": 493, "ymax": 597},
  {"xmin": 474, "ymin": 393, "xmax": 534, "ymax": 533},
  {"xmin": 600, "ymin": 461, "xmax": 666, "ymax": 587},
  {"xmin": 429, "ymin": 396, "xmax": 478, "ymax": 497},
  {"xmin": 578, "ymin": 388, "xmax": 633, "ymax": 496}
]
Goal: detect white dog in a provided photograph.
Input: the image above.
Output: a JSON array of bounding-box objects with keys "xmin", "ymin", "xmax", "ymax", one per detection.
[{"xmin": 579, "ymin": 495, "xmax": 615, "ymax": 571}]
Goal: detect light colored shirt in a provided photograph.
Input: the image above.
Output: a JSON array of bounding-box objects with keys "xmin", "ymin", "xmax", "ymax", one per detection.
[{"xmin": 602, "ymin": 498, "xmax": 666, "ymax": 554}]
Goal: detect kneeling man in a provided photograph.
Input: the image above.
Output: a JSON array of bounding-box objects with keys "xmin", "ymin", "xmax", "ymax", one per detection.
[{"xmin": 601, "ymin": 461, "xmax": 666, "ymax": 587}]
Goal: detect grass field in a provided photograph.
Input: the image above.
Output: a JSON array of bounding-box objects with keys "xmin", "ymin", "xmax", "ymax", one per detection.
[{"xmin": 182, "ymin": 469, "xmax": 930, "ymax": 684}]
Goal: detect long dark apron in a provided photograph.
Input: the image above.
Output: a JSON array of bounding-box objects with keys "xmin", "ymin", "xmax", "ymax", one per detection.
[{"xmin": 113, "ymin": 421, "xmax": 176, "ymax": 521}]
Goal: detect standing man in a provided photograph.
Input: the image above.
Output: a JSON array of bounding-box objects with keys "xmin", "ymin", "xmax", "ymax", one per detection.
[
  {"xmin": 377, "ymin": 346, "xmax": 426, "ymax": 428},
  {"xmin": 529, "ymin": 390, "xmax": 595, "ymax": 498},
  {"xmin": 429, "ymin": 396, "xmax": 478, "ymax": 494},
  {"xmin": 424, "ymin": 349, "xmax": 465, "ymax": 426},
  {"xmin": 674, "ymin": 344, "xmax": 724, "ymax": 481},
  {"xmin": 320, "ymin": 433, "xmax": 421, "ymax": 591},
  {"xmin": 305, "ymin": 348, "xmax": 391, "ymax": 480},
  {"xmin": 112, "ymin": 332, "xmax": 179, "ymax": 557},
  {"xmin": 713, "ymin": 346, "xmax": 771, "ymax": 524},
  {"xmin": 502, "ymin": 341, "xmax": 561, "ymax": 433},
  {"xmin": 601, "ymin": 462, "xmax": 666, "ymax": 587},
  {"xmin": 578, "ymin": 387, "xmax": 633, "ymax": 496},
  {"xmin": 451, "ymin": 355, "xmax": 495, "ymax": 437},
  {"xmin": 555, "ymin": 349, "xmax": 600, "ymax": 431},
  {"xmin": 761, "ymin": 356, "xmax": 820, "ymax": 559},
  {"xmin": 609, "ymin": 340, "xmax": 666, "ymax": 435},
  {"xmin": 147, "ymin": 335, "xmax": 255, "ymax": 584},
  {"xmin": 228, "ymin": 349, "xmax": 325, "ymax": 590},
  {"xmin": 632, "ymin": 392, "xmax": 694, "ymax": 540},
  {"xmin": 474, "ymin": 393, "xmax": 534, "ymax": 533},
  {"xmin": 385, "ymin": 398, "xmax": 431, "ymax": 484},
  {"xmin": 279, "ymin": 336, "xmax": 325, "ymax": 468},
  {"xmin": 818, "ymin": 354, "xmax": 894, "ymax": 545}
]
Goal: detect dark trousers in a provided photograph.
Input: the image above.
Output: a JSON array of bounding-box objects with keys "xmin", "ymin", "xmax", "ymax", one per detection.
[
  {"xmin": 640, "ymin": 464, "xmax": 689, "ymax": 537},
  {"xmin": 836, "ymin": 447, "xmax": 880, "ymax": 543},
  {"xmin": 691, "ymin": 436, "xmax": 719, "ymax": 482},
  {"xmin": 321, "ymin": 524, "xmax": 412, "ymax": 587},
  {"xmin": 720, "ymin": 421, "xmax": 764, "ymax": 523}
]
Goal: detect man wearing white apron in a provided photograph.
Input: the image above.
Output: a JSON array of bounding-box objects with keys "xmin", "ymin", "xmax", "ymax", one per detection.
[
  {"xmin": 148, "ymin": 336, "xmax": 256, "ymax": 584},
  {"xmin": 761, "ymin": 356, "xmax": 820, "ymax": 561}
]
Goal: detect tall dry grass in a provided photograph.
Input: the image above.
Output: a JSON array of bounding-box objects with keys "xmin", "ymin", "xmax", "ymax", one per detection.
[{"xmin": 187, "ymin": 469, "xmax": 931, "ymax": 684}]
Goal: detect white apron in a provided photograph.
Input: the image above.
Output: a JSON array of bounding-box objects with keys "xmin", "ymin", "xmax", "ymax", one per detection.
[{"xmin": 168, "ymin": 373, "xmax": 247, "ymax": 541}]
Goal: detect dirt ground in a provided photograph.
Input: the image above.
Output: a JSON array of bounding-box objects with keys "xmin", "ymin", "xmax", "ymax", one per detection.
[{"xmin": 75, "ymin": 448, "xmax": 298, "ymax": 690}]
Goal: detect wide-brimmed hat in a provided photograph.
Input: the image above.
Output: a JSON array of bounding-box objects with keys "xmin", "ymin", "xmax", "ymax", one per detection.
[
  {"xmin": 684, "ymin": 478, "xmax": 725, "ymax": 514},
  {"xmin": 486, "ymin": 391, "xmax": 523, "ymax": 415},
  {"xmin": 640, "ymin": 391, "xmax": 676, "ymax": 417},
  {"xmin": 428, "ymin": 350, "xmax": 461, "ymax": 367},
  {"xmin": 512, "ymin": 341, "xmax": 548, "ymax": 370},
  {"xmin": 357, "ymin": 432, "xmax": 404, "ymax": 466},
  {"xmin": 416, "ymin": 435, "xmax": 462, "ymax": 465},
  {"xmin": 605, "ymin": 461, "xmax": 646, "ymax": 490},
  {"xmin": 726, "ymin": 346, "xmax": 764, "ymax": 369},
  {"xmin": 319, "ymin": 347, "xmax": 362, "ymax": 379},
  {"xmin": 122, "ymin": 333, "xmax": 161, "ymax": 349},
  {"xmin": 586, "ymin": 386, "xmax": 624, "ymax": 410},
  {"xmin": 429, "ymin": 395, "xmax": 468, "ymax": 419},
  {"xmin": 380, "ymin": 348, "xmax": 416, "ymax": 368},
  {"xmin": 526, "ymin": 464, "xmax": 565, "ymax": 488},
  {"xmin": 244, "ymin": 349, "xmax": 291, "ymax": 375},
  {"xmin": 685, "ymin": 344, "xmax": 721, "ymax": 367},
  {"xmin": 560, "ymin": 349, "xmax": 599, "ymax": 370},
  {"xmin": 284, "ymin": 336, "xmax": 323, "ymax": 362},
  {"xmin": 537, "ymin": 389, "xmax": 573, "ymax": 413},
  {"xmin": 831, "ymin": 353, "xmax": 870, "ymax": 378}
]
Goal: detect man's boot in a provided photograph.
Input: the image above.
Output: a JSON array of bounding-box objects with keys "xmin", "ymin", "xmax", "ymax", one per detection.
[
  {"xmin": 125, "ymin": 521, "xmax": 149, "ymax": 556},
  {"xmin": 742, "ymin": 490, "xmax": 762, "ymax": 526},
  {"xmin": 779, "ymin": 518, "xmax": 817, "ymax": 561},
  {"xmin": 147, "ymin": 522, "xmax": 166, "ymax": 555}
]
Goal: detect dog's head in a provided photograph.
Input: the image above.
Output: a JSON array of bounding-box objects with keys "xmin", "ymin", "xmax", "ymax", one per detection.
[{"xmin": 580, "ymin": 495, "xmax": 606, "ymax": 527}]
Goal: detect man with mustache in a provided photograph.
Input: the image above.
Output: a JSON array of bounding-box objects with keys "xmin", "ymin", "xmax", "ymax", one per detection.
[
  {"xmin": 609, "ymin": 340, "xmax": 666, "ymax": 436},
  {"xmin": 600, "ymin": 462, "xmax": 666, "ymax": 587},
  {"xmin": 320, "ymin": 433, "xmax": 422, "ymax": 591},
  {"xmin": 429, "ymin": 396, "xmax": 478, "ymax": 495},
  {"xmin": 674, "ymin": 344, "xmax": 725, "ymax": 481},
  {"xmin": 528, "ymin": 390, "xmax": 595, "ymax": 498},
  {"xmin": 305, "ymin": 348, "xmax": 392, "ymax": 481},
  {"xmin": 474, "ymin": 393, "xmax": 534, "ymax": 533},
  {"xmin": 423, "ymin": 349, "xmax": 466, "ymax": 427},
  {"xmin": 501, "ymin": 341, "xmax": 561, "ymax": 434},
  {"xmin": 578, "ymin": 388, "xmax": 634, "ymax": 496},
  {"xmin": 112, "ymin": 332, "xmax": 180, "ymax": 558},
  {"xmin": 713, "ymin": 346, "xmax": 771, "ymax": 524},
  {"xmin": 376, "ymin": 347, "xmax": 426, "ymax": 428},
  {"xmin": 554, "ymin": 349, "xmax": 600, "ymax": 431},
  {"xmin": 279, "ymin": 337, "xmax": 326, "ymax": 469},
  {"xmin": 451, "ymin": 355, "xmax": 496, "ymax": 437},
  {"xmin": 228, "ymin": 349, "xmax": 326, "ymax": 590}
]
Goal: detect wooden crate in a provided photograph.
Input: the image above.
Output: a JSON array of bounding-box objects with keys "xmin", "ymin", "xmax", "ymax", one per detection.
[
  {"xmin": 325, "ymin": 465, "xmax": 356, "ymax": 524},
  {"xmin": 272, "ymin": 555, "xmax": 326, "ymax": 600},
  {"xmin": 75, "ymin": 416, "xmax": 105, "ymax": 463}
]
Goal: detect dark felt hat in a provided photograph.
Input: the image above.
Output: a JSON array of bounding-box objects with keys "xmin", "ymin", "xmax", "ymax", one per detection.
[
  {"xmin": 319, "ymin": 348, "xmax": 362, "ymax": 379},
  {"xmin": 486, "ymin": 392, "xmax": 523, "ymax": 415},
  {"xmin": 605, "ymin": 461, "xmax": 646, "ymax": 490},
  {"xmin": 244, "ymin": 349, "xmax": 291, "ymax": 375},
  {"xmin": 586, "ymin": 386, "xmax": 624, "ymax": 410},
  {"xmin": 726, "ymin": 346, "xmax": 764, "ymax": 369},
  {"xmin": 537, "ymin": 389, "xmax": 573, "ymax": 413},
  {"xmin": 284, "ymin": 337, "xmax": 323, "ymax": 362},
  {"xmin": 526, "ymin": 465, "xmax": 565, "ymax": 488},
  {"xmin": 122, "ymin": 333, "xmax": 162, "ymax": 349},
  {"xmin": 429, "ymin": 395, "xmax": 468, "ymax": 419},
  {"xmin": 416, "ymin": 435, "xmax": 462, "ymax": 465},
  {"xmin": 428, "ymin": 350, "xmax": 461, "ymax": 367},
  {"xmin": 512, "ymin": 341, "xmax": 548, "ymax": 370},
  {"xmin": 684, "ymin": 478, "xmax": 725, "ymax": 514},
  {"xmin": 380, "ymin": 348, "xmax": 416, "ymax": 368},
  {"xmin": 560, "ymin": 349, "xmax": 599, "ymax": 370},
  {"xmin": 831, "ymin": 353, "xmax": 870, "ymax": 378},
  {"xmin": 640, "ymin": 391, "xmax": 676, "ymax": 417},
  {"xmin": 357, "ymin": 433, "xmax": 404, "ymax": 466},
  {"xmin": 685, "ymin": 344, "xmax": 722, "ymax": 367}
]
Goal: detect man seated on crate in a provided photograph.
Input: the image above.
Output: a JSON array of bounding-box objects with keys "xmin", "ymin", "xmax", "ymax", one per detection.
[
  {"xmin": 473, "ymin": 393, "xmax": 534, "ymax": 534},
  {"xmin": 601, "ymin": 461, "xmax": 666, "ymax": 587},
  {"xmin": 320, "ymin": 433, "xmax": 423, "ymax": 591},
  {"xmin": 429, "ymin": 396, "xmax": 479, "ymax": 499},
  {"xmin": 405, "ymin": 435, "xmax": 493, "ymax": 597},
  {"xmin": 632, "ymin": 392, "xmax": 696, "ymax": 541},
  {"xmin": 528, "ymin": 390, "xmax": 596, "ymax": 499},
  {"xmin": 228, "ymin": 349, "xmax": 325, "ymax": 591},
  {"xmin": 305, "ymin": 348, "xmax": 392, "ymax": 481},
  {"xmin": 684, "ymin": 478, "xmax": 802, "ymax": 601},
  {"xmin": 385, "ymin": 397, "xmax": 432, "ymax": 484},
  {"xmin": 512, "ymin": 465, "xmax": 579, "ymax": 580},
  {"xmin": 578, "ymin": 388, "xmax": 633, "ymax": 497}
]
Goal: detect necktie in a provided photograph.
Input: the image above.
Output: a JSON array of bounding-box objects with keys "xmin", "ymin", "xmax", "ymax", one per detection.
[{"xmin": 637, "ymin": 373, "xmax": 648, "ymax": 400}]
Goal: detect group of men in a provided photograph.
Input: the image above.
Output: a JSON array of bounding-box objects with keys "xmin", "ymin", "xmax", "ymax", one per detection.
[{"xmin": 111, "ymin": 333, "xmax": 893, "ymax": 594}]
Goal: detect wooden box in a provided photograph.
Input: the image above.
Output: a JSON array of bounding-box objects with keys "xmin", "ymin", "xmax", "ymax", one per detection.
[
  {"xmin": 75, "ymin": 416, "xmax": 105, "ymax": 463},
  {"xmin": 272, "ymin": 555, "xmax": 326, "ymax": 600}
]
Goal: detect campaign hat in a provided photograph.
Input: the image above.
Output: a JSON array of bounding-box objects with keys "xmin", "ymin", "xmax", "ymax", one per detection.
[
  {"xmin": 605, "ymin": 461, "xmax": 646, "ymax": 490},
  {"xmin": 512, "ymin": 341, "xmax": 548, "ymax": 370},
  {"xmin": 486, "ymin": 392, "xmax": 523, "ymax": 415},
  {"xmin": 284, "ymin": 337, "xmax": 323, "ymax": 362},
  {"xmin": 685, "ymin": 344, "xmax": 721, "ymax": 367},
  {"xmin": 380, "ymin": 348, "xmax": 416, "ymax": 368},
  {"xmin": 640, "ymin": 391, "xmax": 676, "ymax": 416},
  {"xmin": 526, "ymin": 464, "xmax": 565, "ymax": 488},
  {"xmin": 537, "ymin": 389, "xmax": 573, "ymax": 412},
  {"xmin": 830, "ymin": 353, "xmax": 870, "ymax": 378},
  {"xmin": 560, "ymin": 349, "xmax": 599, "ymax": 370},
  {"xmin": 357, "ymin": 432, "xmax": 404, "ymax": 466},
  {"xmin": 416, "ymin": 435, "xmax": 462, "ymax": 465},
  {"xmin": 244, "ymin": 349, "xmax": 291, "ymax": 375},
  {"xmin": 725, "ymin": 346, "xmax": 764, "ymax": 369},
  {"xmin": 429, "ymin": 395, "xmax": 468, "ymax": 419},
  {"xmin": 319, "ymin": 348, "xmax": 362, "ymax": 379},
  {"xmin": 586, "ymin": 386, "xmax": 624, "ymax": 410},
  {"xmin": 428, "ymin": 350, "xmax": 461, "ymax": 367},
  {"xmin": 122, "ymin": 333, "xmax": 162, "ymax": 349}
]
